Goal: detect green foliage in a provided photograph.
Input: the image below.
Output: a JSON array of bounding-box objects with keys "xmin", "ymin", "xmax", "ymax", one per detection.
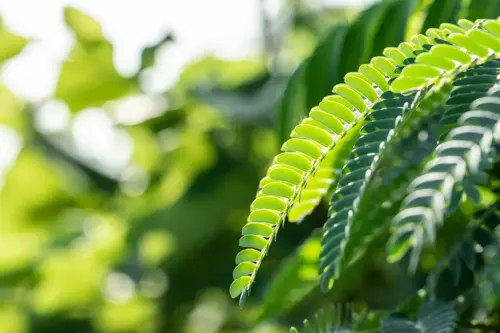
[
  {"xmin": 482, "ymin": 241, "xmax": 500, "ymax": 307},
  {"xmin": 138, "ymin": 34, "xmax": 173, "ymax": 73},
  {"xmin": 55, "ymin": 7, "xmax": 137, "ymax": 111},
  {"xmin": 277, "ymin": 0, "xmax": 420, "ymax": 145},
  {"xmin": 231, "ymin": 2, "xmax": 500, "ymax": 332},
  {"xmin": 319, "ymin": 91, "xmax": 416, "ymax": 290},
  {"xmin": 421, "ymin": 0, "xmax": 462, "ymax": 33},
  {"xmin": 231, "ymin": 49, "xmax": 397, "ymax": 302},
  {"xmin": 390, "ymin": 84, "xmax": 500, "ymax": 269},
  {"xmin": 278, "ymin": 59, "xmax": 311, "ymax": 143},
  {"xmin": 381, "ymin": 300, "xmax": 457, "ymax": 333},
  {"xmin": 0, "ymin": 18, "xmax": 27, "ymax": 65},
  {"xmin": 289, "ymin": 304, "xmax": 370, "ymax": 333},
  {"xmin": 466, "ymin": 0, "xmax": 500, "ymax": 21},
  {"xmin": 5, "ymin": 0, "xmax": 500, "ymax": 332},
  {"xmin": 0, "ymin": 4, "xmax": 297, "ymax": 333},
  {"xmin": 235, "ymin": 13, "xmax": 500, "ymax": 304},
  {"xmin": 256, "ymin": 233, "xmax": 321, "ymax": 321}
]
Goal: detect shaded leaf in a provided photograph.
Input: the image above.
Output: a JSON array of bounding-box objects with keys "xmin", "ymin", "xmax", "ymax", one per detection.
[
  {"xmin": 305, "ymin": 24, "xmax": 348, "ymax": 108},
  {"xmin": 466, "ymin": 0, "xmax": 500, "ymax": 21},
  {"xmin": 139, "ymin": 33, "xmax": 174, "ymax": 72},
  {"xmin": 371, "ymin": 0, "xmax": 419, "ymax": 57},
  {"xmin": 257, "ymin": 233, "xmax": 321, "ymax": 321},
  {"xmin": 277, "ymin": 59, "xmax": 310, "ymax": 144},
  {"xmin": 421, "ymin": 0, "xmax": 462, "ymax": 33},
  {"xmin": 195, "ymin": 75, "xmax": 287, "ymax": 125},
  {"xmin": 339, "ymin": 2, "xmax": 387, "ymax": 73},
  {"xmin": 382, "ymin": 300, "xmax": 457, "ymax": 333}
]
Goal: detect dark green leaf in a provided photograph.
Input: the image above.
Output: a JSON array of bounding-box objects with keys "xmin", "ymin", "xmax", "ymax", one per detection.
[
  {"xmin": 257, "ymin": 233, "xmax": 321, "ymax": 321},
  {"xmin": 382, "ymin": 300, "xmax": 457, "ymax": 333},
  {"xmin": 277, "ymin": 60, "xmax": 310, "ymax": 144},
  {"xmin": 421, "ymin": 0, "xmax": 462, "ymax": 33},
  {"xmin": 139, "ymin": 33, "xmax": 174, "ymax": 72},
  {"xmin": 339, "ymin": 3, "xmax": 388, "ymax": 73},
  {"xmin": 466, "ymin": 0, "xmax": 500, "ymax": 21},
  {"xmin": 305, "ymin": 24, "xmax": 348, "ymax": 108},
  {"xmin": 371, "ymin": 0, "xmax": 419, "ymax": 57}
]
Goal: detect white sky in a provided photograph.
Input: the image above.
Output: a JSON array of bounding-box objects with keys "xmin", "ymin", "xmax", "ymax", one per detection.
[{"xmin": 0, "ymin": 0, "xmax": 373, "ymax": 100}]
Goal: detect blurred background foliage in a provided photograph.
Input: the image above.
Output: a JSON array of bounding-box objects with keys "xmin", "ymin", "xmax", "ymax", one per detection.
[{"xmin": 1, "ymin": 0, "xmax": 500, "ymax": 333}]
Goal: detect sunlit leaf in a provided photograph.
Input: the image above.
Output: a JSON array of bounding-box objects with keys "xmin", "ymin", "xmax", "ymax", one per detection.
[
  {"xmin": 56, "ymin": 7, "xmax": 137, "ymax": 112},
  {"xmin": 0, "ymin": 18, "xmax": 28, "ymax": 64}
]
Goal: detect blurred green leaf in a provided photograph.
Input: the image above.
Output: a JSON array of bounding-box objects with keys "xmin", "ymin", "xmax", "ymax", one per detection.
[
  {"xmin": 482, "ymin": 242, "xmax": 500, "ymax": 308},
  {"xmin": 371, "ymin": 0, "xmax": 419, "ymax": 57},
  {"xmin": 56, "ymin": 7, "xmax": 137, "ymax": 112},
  {"xmin": 339, "ymin": 2, "xmax": 387, "ymax": 74},
  {"xmin": 139, "ymin": 33, "xmax": 174, "ymax": 72},
  {"xmin": 33, "ymin": 131, "xmax": 121, "ymax": 193},
  {"xmin": 257, "ymin": 232, "xmax": 321, "ymax": 322},
  {"xmin": 305, "ymin": 24, "xmax": 348, "ymax": 109},
  {"xmin": 382, "ymin": 300, "xmax": 457, "ymax": 333},
  {"xmin": 178, "ymin": 56, "xmax": 266, "ymax": 90},
  {"xmin": 63, "ymin": 7, "xmax": 104, "ymax": 42},
  {"xmin": 277, "ymin": 59, "xmax": 309, "ymax": 144},
  {"xmin": 23, "ymin": 105, "xmax": 121, "ymax": 193},
  {"xmin": 466, "ymin": 0, "xmax": 500, "ymax": 21},
  {"xmin": 0, "ymin": 85, "xmax": 24, "ymax": 129},
  {"xmin": 421, "ymin": 0, "xmax": 462, "ymax": 32},
  {"xmin": 194, "ymin": 75, "xmax": 287, "ymax": 125},
  {"xmin": 0, "ymin": 18, "xmax": 28, "ymax": 65},
  {"xmin": 129, "ymin": 160, "xmax": 260, "ymax": 269}
]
